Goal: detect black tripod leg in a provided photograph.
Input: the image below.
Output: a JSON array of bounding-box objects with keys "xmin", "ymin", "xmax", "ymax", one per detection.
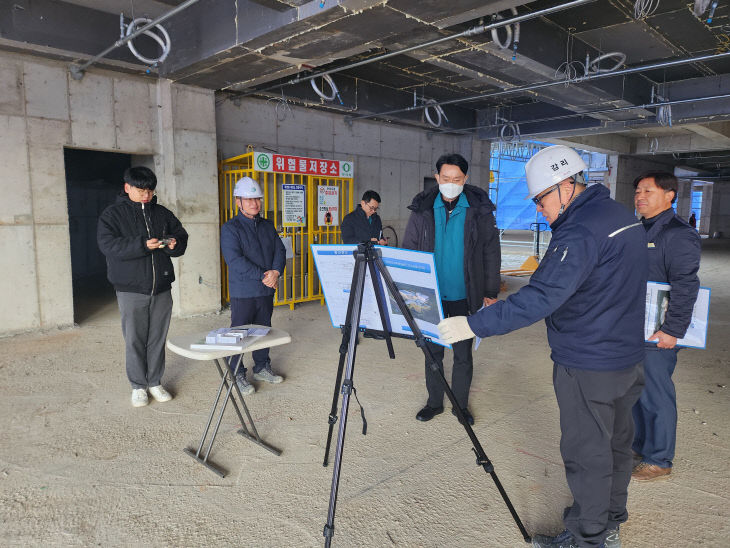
[
  {"xmin": 366, "ymin": 254, "xmax": 395, "ymax": 359},
  {"xmin": 323, "ymin": 350, "xmax": 347, "ymax": 467},
  {"xmin": 322, "ymin": 255, "xmax": 362, "ymax": 467},
  {"xmin": 373, "ymin": 253, "xmax": 532, "ymax": 543},
  {"xmin": 323, "ymin": 247, "xmax": 368, "ymax": 548}
]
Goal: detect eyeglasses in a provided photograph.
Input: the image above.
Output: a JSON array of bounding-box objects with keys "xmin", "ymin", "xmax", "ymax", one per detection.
[
  {"xmin": 364, "ymin": 202, "xmax": 379, "ymax": 213},
  {"xmin": 532, "ymin": 185, "xmax": 558, "ymax": 207}
]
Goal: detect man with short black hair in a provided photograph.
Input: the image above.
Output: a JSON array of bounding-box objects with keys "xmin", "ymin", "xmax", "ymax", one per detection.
[
  {"xmin": 403, "ymin": 153, "xmax": 501, "ymax": 426},
  {"xmin": 631, "ymin": 171, "xmax": 701, "ymax": 481},
  {"xmin": 341, "ymin": 190, "xmax": 387, "ymax": 245},
  {"xmin": 98, "ymin": 166, "xmax": 188, "ymax": 407}
]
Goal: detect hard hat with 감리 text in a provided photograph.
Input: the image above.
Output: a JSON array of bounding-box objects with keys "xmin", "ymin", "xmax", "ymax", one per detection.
[{"xmin": 524, "ymin": 145, "xmax": 587, "ymax": 200}]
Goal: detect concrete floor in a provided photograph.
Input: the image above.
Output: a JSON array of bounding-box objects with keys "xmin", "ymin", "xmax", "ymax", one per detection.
[{"xmin": 1, "ymin": 241, "xmax": 728, "ymax": 547}]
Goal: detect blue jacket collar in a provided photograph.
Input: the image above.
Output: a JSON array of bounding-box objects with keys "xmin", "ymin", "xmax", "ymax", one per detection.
[
  {"xmin": 434, "ymin": 192, "xmax": 469, "ymax": 210},
  {"xmin": 550, "ymin": 183, "xmax": 607, "ymax": 230},
  {"xmin": 643, "ymin": 207, "xmax": 675, "ymax": 242}
]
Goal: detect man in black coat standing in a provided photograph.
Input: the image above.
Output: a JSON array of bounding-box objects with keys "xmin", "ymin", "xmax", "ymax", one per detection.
[
  {"xmin": 403, "ymin": 153, "xmax": 501, "ymax": 425},
  {"xmin": 340, "ymin": 190, "xmax": 388, "ymax": 245},
  {"xmin": 97, "ymin": 166, "xmax": 188, "ymax": 408},
  {"xmin": 631, "ymin": 171, "xmax": 701, "ymax": 481}
]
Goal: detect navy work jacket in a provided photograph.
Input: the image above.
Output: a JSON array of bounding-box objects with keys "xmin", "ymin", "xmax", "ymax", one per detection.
[
  {"xmin": 467, "ymin": 184, "xmax": 648, "ymax": 371},
  {"xmin": 221, "ymin": 213, "xmax": 286, "ymax": 299}
]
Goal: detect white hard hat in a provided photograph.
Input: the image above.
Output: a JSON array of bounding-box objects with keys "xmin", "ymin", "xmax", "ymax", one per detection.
[
  {"xmin": 524, "ymin": 145, "xmax": 587, "ymax": 199},
  {"xmin": 233, "ymin": 176, "xmax": 263, "ymax": 198}
]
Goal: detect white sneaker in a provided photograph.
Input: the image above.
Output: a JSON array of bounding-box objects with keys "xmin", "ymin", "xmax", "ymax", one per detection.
[
  {"xmin": 149, "ymin": 385, "xmax": 173, "ymax": 402},
  {"xmin": 235, "ymin": 374, "xmax": 255, "ymax": 396},
  {"xmin": 131, "ymin": 388, "xmax": 148, "ymax": 407},
  {"xmin": 253, "ymin": 366, "xmax": 284, "ymax": 384}
]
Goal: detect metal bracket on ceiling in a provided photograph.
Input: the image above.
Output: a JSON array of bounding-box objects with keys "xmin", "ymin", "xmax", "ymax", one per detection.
[{"xmin": 68, "ymin": 0, "xmax": 199, "ymax": 80}]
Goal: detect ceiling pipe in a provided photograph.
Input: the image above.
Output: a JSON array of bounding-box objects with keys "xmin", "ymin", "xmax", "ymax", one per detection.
[
  {"xmin": 345, "ymin": 50, "xmax": 730, "ymax": 124},
  {"xmin": 225, "ymin": 0, "xmax": 597, "ymax": 99},
  {"xmin": 676, "ymin": 175, "xmax": 730, "ymax": 180},
  {"xmin": 69, "ymin": 0, "xmax": 200, "ymax": 80},
  {"xmin": 430, "ymin": 93, "xmax": 730, "ymax": 135}
]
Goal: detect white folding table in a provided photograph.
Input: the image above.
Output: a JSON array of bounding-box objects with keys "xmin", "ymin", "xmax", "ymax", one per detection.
[{"xmin": 166, "ymin": 325, "xmax": 291, "ymax": 477}]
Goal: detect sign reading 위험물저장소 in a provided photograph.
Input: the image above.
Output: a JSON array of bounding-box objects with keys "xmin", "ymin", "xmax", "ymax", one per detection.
[{"xmin": 253, "ymin": 152, "xmax": 353, "ymax": 178}]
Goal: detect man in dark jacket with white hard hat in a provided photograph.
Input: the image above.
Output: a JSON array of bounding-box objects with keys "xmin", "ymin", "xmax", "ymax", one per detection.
[
  {"xmin": 98, "ymin": 166, "xmax": 188, "ymax": 408},
  {"xmin": 631, "ymin": 171, "xmax": 701, "ymax": 482},
  {"xmin": 438, "ymin": 145, "xmax": 647, "ymax": 548},
  {"xmin": 403, "ymin": 153, "xmax": 501, "ymax": 426},
  {"xmin": 221, "ymin": 176, "xmax": 286, "ymax": 395}
]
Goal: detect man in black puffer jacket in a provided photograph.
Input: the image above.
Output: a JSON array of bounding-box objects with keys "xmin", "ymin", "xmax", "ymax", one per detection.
[
  {"xmin": 98, "ymin": 166, "xmax": 188, "ymax": 408},
  {"xmin": 403, "ymin": 153, "xmax": 501, "ymax": 426}
]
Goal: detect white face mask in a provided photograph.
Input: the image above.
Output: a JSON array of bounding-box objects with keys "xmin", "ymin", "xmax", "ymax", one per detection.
[{"xmin": 439, "ymin": 183, "xmax": 463, "ymax": 200}]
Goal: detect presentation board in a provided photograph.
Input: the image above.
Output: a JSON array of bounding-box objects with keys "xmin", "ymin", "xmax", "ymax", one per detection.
[
  {"xmin": 311, "ymin": 244, "xmax": 449, "ymax": 347},
  {"xmin": 645, "ymin": 281, "xmax": 710, "ymax": 349}
]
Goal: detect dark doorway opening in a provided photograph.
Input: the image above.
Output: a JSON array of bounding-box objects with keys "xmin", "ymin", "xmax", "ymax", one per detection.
[{"xmin": 64, "ymin": 148, "xmax": 131, "ymax": 324}]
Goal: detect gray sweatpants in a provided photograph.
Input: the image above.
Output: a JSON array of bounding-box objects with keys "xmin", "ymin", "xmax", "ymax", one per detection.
[{"xmin": 117, "ymin": 290, "xmax": 173, "ymax": 389}]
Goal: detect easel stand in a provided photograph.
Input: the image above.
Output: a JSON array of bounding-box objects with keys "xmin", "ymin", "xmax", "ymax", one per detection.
[
  {"xmin": 321, "ymin": 242, "xmax": 531, "ymax": 547},
  {"xmin": 183, "ymin": 354, "xmax": 281, "ymax": 477}
]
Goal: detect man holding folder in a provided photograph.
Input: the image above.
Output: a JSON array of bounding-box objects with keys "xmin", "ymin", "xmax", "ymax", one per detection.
[{"xmin": 631, "ymin": 171, "xmax": 701, "ymax": 481}]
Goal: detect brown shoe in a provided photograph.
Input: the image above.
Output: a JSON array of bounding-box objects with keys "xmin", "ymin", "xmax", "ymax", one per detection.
[{"xmin": 632, "ymin": 461, "xmax": 671, "ymax": 482}]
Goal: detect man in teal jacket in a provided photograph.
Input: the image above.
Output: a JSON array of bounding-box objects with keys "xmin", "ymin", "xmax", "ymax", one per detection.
[{"xmin": 403, "ymin": 153, "xmax": 501, "ymax": 426}]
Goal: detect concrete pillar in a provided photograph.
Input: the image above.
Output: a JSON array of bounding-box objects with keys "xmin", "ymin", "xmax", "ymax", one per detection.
[
  {"xmin": 605, "ymin": 154, "xmax": 618, "ymax": 199},
  {"xmin": 706, "ymin": 182, "xmax": 730, "ymax": 237},
  {"xmin": 701, "ymin": 184, "xmax": 714, "ymax": 235},
  {"xmin": 676, "ymin": 179, "xmax": 692, "ymax": 219}
]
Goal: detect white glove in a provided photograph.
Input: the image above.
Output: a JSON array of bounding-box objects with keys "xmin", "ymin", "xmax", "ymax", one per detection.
[{"xmin": 438, "ymin": 316, "xmax": 475, "ymax": 343}]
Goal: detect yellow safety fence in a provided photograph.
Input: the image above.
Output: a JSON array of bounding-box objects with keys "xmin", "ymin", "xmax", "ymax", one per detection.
[{"xmin": 219, "ymin": 152, "xmax": 355, "ymax": 309}]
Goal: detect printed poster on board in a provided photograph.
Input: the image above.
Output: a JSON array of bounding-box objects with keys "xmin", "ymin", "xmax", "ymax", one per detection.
[
  {"xmin": 645, "ymin": 281, "xmax": 710, "ymax": 349},
  {"xmin": 318, "ymin": 186, "xmax": 339, "ymax": 226},
  {"xmin": 311, "ymin": 244, "xmax": 449, "ymax": 347},
  {"xmin": 282, "ymin": 184, "xmax": 305, "ymax": 227}
]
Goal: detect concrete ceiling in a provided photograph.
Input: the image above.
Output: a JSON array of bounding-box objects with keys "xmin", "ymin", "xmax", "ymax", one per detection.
[{"xmin": 4, "ymin": 0, "xmax": 730, "ymax": 176}]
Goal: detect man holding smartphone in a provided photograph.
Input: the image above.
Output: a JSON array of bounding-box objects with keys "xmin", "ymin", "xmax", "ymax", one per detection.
[{"xmin": 98, "ymin": 166, "xmax": 188, "ymax": 407}]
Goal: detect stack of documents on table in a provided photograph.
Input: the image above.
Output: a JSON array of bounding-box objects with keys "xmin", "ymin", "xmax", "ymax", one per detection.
[{"xmin": 190, "ymin": 328, "xmax": 253, "ymax": 351}]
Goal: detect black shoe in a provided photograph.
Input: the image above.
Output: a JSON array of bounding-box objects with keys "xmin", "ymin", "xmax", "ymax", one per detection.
[
  {"xmin": 416, "ymin": 405, "xmax": 444, "ymax": 422},
  {"xmin": 452, "ymin": 407, "xmax": 474, "ymax": 425},
  {"xmin": 363, "ymin": 331, "xmax": 385, "ymax": 340},
  {"xmin": 531, "ymin": 529, "xmax": 579, "ymax": 548}
]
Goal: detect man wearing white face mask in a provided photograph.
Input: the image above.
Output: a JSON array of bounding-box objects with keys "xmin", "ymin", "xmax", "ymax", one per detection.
[{"xmin": 403, "ymin": 153, "xmax": 501, "ymax": 425}]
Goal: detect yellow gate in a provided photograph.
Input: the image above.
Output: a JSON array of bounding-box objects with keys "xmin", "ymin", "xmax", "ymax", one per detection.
[{"xmin": 219, "ymin": 151, "xmax": 355, "ymax": 309}]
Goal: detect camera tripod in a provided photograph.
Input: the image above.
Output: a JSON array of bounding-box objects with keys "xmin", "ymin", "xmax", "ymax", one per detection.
[{"xmin": 321, "ymin": 242, "xmax": 531, "ymax": 547}]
